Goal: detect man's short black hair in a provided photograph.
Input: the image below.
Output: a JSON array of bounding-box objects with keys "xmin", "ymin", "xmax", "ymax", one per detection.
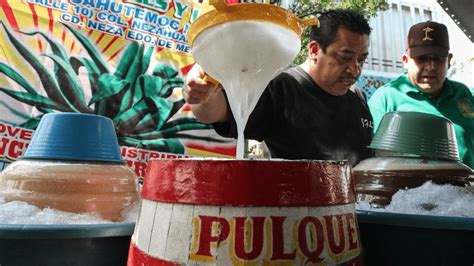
[{"xmin": 310, "ymin": 9, "xmax": 372, "ymax": 52}]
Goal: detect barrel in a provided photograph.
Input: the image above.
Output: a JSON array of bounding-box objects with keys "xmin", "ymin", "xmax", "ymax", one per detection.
[{"xmin": 128, "ymin": 159, "xmax": 362, "ymax": 265}]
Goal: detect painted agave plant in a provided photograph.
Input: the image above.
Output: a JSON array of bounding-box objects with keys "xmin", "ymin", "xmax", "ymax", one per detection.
[{"xmin": 0, "ymin": 22, "xmax": 225, "ymax": 154}]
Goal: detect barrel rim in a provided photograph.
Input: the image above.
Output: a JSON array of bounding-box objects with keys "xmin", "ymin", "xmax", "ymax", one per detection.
[
  {"xmin": 148, "ymin": 158, "xmax": 350, "ymax": 163},
  {"xmin": 357, "ymin": 210, "xmax": 474, "ymax": 231},
  {"xmin": 0, "ymin": 222, "xmax": 135, "ymax": 239},
  {"xmin": 143, "ymin": 159, "xmax": 355, "ymax": 206}
]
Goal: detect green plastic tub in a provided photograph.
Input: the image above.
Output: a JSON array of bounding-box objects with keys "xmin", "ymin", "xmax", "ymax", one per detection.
[
  {"xmin": 369, "ymin": 111, "xmax": 460, "ymax": 161},
  {"xmin": 357, "ymin": 211, "xmax": 474, "ymax": 266},
  {"xmin": 0, "ymin": 223, "xmax": 134, "ymax": 266}
]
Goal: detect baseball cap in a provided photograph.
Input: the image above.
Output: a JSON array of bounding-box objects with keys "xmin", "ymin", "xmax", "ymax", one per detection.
[{"xmin": 406, "ymin": 21, "xmax": 449, "ymax": 57}]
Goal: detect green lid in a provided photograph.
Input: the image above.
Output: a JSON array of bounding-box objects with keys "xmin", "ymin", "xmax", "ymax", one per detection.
[{"xmin": 369, "ymin": 111, "xmax": 460, "ymax": 161}]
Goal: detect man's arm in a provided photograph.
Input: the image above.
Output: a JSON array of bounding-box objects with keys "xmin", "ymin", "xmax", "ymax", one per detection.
[{"xmin": 182, "ymin": 64, "xmax": 229, "ymax": 123}]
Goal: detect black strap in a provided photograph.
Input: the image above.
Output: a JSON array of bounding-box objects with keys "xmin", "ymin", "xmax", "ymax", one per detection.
[
  {"xmin": 289, "ymin": 66, "xmax": 317, "ymax": 91},
  {"xmin": 291, "ymin": 66, "xmax": 369, "ymax": 109},
  {"xmin": 350, "ymin": 86, "xmax": 370, "ymax": 111}
]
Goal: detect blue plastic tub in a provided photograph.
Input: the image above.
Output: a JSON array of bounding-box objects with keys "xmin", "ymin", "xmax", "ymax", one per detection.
[
  {"xmin": 0, "ymin": 223, "xmax": 134, "ymax": 266},
  {"xmin": 357, "ymin": 211, "xmax": 474, "ymax": 266}
]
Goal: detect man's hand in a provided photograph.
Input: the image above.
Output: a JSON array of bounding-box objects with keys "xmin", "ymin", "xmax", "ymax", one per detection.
[
  {"xmin": 183, "ymin": 64, "xmax": 221, "ymax": 104},
  {"xmin": 181, "ymin": 64, "xmax": 229, "ymax": 123}
]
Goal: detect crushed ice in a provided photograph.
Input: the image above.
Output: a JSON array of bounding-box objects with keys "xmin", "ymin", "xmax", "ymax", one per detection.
[
  {"xmin": 357, "ymin": 181, "xmax": 474, "ymax": 217},
  {"xmin": 0, "ymin": 197, "xmax": 139, "ymax": 224}
]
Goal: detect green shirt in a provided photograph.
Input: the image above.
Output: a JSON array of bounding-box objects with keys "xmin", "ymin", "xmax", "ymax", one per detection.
[{"xmin": 368, "ymin": 74, "xmax": 474, "ymax": 168}]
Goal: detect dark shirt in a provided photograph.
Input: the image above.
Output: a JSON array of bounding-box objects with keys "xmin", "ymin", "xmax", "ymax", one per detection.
[{"xmin": 213, "ymin": 66, "xmax": 373, "ymax": 165}]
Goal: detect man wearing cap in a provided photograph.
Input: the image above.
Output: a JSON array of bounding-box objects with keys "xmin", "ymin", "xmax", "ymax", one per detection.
[{"xmin": 368, "ymin": 21, "xmax": 474, "ymax": 168}]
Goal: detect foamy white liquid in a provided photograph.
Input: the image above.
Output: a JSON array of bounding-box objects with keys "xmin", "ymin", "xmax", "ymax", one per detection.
[
  {"xmin": 356, "ymin": 181, "xmax": 474, "ymax": 217},
  {"xmin": 193, "ymin": 21, "xmax": 300, "ymax": 158}
]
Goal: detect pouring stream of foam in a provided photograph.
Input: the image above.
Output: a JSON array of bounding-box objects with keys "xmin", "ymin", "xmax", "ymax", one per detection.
[{"xmin": 193, "ymin": 21, "xmax": 300, "ymax": 158}]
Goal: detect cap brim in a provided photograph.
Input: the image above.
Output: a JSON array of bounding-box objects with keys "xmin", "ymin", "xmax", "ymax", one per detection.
[{"xmin": 408, "ymin": 46, "xmax": 449, "ymax": 57}]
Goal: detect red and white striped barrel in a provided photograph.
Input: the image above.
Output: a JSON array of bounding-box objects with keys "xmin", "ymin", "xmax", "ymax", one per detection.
[{"xmin": 128, "ymin": 159, "xmax": 362, "ymax": 265}]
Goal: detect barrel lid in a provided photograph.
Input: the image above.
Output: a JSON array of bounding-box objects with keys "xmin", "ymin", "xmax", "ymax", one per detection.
[
  {"xmin": 22, "ymin": 113, "xmax": 123, "ymax": 163},
  {"xmin": 369, "ymin": 112, "xmax": 460, "ymax": 161}
]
